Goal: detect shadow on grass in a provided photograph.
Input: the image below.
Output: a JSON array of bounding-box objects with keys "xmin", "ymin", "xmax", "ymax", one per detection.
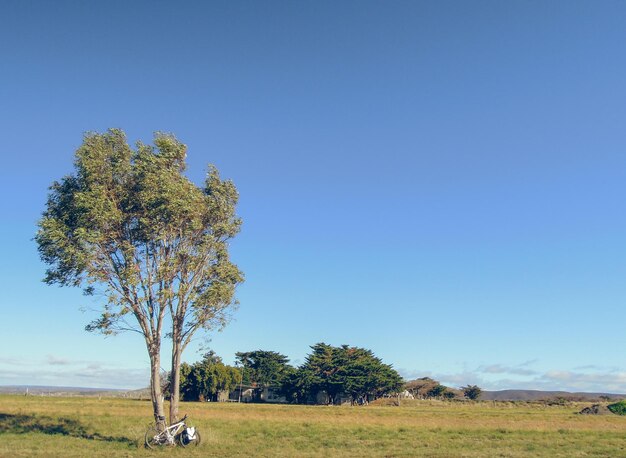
[{"xmin": 0, "ymin": 413, "xmax": 135, "ymax": 446}]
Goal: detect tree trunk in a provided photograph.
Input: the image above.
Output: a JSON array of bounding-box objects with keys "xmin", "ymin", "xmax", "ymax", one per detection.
[
  {"xmin": 149, "ymin": 347, "xmax": 167, "ymax": 431},
  {"xmin": 169, "ymin": 334, "xmax": 182, "ymax": 423}
]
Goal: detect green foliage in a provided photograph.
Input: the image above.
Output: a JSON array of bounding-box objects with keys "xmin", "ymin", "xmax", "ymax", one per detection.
[
  {"xmin": 427, "ymin": 384, "xmax": 448, "ymax": 398},
  {"xmin": 607, "ymin": 400, "xmax": 626, "ymax": 415},
  {"xmin": 180, "ymin": 352, "xmax": 242, "ymax": 401},
  {"xmin": 281, "ymin": 368, "xmax": 310, "ymax": 404},
  {"xmin": 296, "ymin": 343, "xmax": 343, "ymax": 403},
  {"xmin": 235, "ymin": 350, "xmax": 293, "ymax": 389},
  {"xmin": 462, "ymin": 385, "xmax": 483, "ymax": 400},
  {"xmin": 292, "ymin": 343, "xmax": 403, "ymax": 404},
  {"xmin": 36, "ymin": 128, "xmax": 243, "ymax": 340}
]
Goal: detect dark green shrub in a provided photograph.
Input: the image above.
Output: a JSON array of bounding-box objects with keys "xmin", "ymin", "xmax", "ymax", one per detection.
[
  {"xmin": 462, "ymin": 385, "xmax": 482, "ymax": 400},
  {"xmin": 607, "ymin": 400, "xmax": 626, "ymax": 415},
  {"xmin": 427, "ymin": 384, "xmax": 447, "ymax": 398}
]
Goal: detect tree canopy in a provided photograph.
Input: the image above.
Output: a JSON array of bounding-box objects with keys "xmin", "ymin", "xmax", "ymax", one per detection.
[
  {"xmin": 180, "ymin": 351, "xmax": 241, "ymax": 402},
  {"xmin": 235, "ymin": 350, "xmax": 294, "ymax": 388},
  {"xmin": 461, "ymin": 384, "xmax": 482, "ymax": 400},
  {"xmin": 290, "ymin": 343, "xmax": 403, "ymax": 405}
]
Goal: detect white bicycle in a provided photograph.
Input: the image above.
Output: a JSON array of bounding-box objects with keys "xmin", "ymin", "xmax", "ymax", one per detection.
[{"xmin": 144, "ymin": 414, "xmax": 201, "ymax": 448}]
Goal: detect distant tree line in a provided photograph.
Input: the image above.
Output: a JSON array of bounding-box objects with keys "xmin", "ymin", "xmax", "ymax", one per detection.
[
  {"xmin": 179, "ymin": 343, "xmax": 404, "ymax": 405},
  {"xmin": 178, "ymin": 344, "xmax": 482, "ymax": 404}
]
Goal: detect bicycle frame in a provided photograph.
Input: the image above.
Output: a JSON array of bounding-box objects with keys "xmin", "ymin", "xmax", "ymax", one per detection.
[
  {"xmin": 161, "ymin": 419, "xmax": 186, "ymax": 443},
  {"xmin": 147, "ymin": 415, "xmax": 195, "ymax": 447}
]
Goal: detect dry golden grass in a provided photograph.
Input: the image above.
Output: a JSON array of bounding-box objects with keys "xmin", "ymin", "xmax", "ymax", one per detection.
[{"xmin": 1, "ymin": 395, "xmax": 626, "ymax": 457}]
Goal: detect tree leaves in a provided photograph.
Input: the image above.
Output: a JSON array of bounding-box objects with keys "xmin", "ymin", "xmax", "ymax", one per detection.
[
  {"xmin": 292, "ymin": 343, "xmax": 404, "ymax": 404},
  {"xmin": 35, "ymin": 128, "xmax": 243, "ymax": 343},
  {"xmin": 179, "ymin": 353, "xmax": 242, "ymax": 402},
  {"xmin": 235, "ymin": 351, "xmax": 293, "ymax": 388}
]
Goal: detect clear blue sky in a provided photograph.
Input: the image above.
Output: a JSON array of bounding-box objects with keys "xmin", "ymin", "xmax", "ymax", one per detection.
[{"xmin": 1, "ymin": 0, "xmax": 626, "ymax": 392}]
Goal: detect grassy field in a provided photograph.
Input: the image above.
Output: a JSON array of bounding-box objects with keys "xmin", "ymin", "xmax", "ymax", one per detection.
[{"xmin": 1, "ymin": 395, "xmax": 625, "ymax": 457}]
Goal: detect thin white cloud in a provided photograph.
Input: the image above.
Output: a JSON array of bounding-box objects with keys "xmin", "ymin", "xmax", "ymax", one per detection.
[
  {"xmin": 398, "ymin": 368, "xmax": 434, "ymax": 381},
  {"xmin": 478, "ymin": 364, "xmax": 537, "ymax": 376},
  {"xmin": 0, "ymin": 365, "xmax": 149, "ymax": 389},
  {"xmin": 0, "ymin": 356, "xmax": 150, "ymax": 389},
  {"xmin": 572, "ymin": 364, "xmax": 620, "ymax": 372},
  {"xmin": 45, "ymin": 354, "xmax": 73, "ymax": 366},
  {"xmin": 538, "ymin": 370, "xmax": 626, "ymax": 393},
  {"xmin": 0, "ymin": 357, "xmax": 34, "ymax": 367},
  {"xmin": 401, "ymin": 362, "xmax": 626, "ymax": 393}
]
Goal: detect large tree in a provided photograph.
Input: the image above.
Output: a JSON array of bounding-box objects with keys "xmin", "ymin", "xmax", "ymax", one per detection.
[
  {"xmin": 35, "ymin": 129, "xmax": 243, "ymax": 429},
  {"xmin": 298, "ymin": 343, "xmax": 345, "ymax": 404},
  {"xmin": 295, "ymin": 343, "xmax": 403, "ymax": 405},
  {"xmin": 340, "ymin": 346, "xmax": 404, "ymax": 404}
]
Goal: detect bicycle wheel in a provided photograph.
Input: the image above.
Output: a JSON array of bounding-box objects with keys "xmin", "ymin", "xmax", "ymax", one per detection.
[
  {"xmin": 144, "ymin": 425, "xmax": 162, "ymax": 449},
  {"xmin": 179, "ymin": 429, "xmax": 201, "ymax": 447}
]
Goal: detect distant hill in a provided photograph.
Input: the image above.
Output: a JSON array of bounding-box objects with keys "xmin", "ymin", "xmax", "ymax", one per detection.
[
  {"xmin": 481, "ymin": 389, "xmax": 626, "ymax": 402},
  {"xmin": 0, "ymin": 385, "xmax": 129, "ymax": 396},
  {"xmin": 404, "ymin": 377, "xmax": 626, "ymax": 402}
]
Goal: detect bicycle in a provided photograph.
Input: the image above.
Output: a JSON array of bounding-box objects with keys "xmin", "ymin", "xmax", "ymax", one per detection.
[{"xmin": 144, "ymin": 414, "xmax": 201, "ymax": 448}]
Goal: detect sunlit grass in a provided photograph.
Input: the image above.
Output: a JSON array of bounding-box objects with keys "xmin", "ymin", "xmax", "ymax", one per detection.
[{"xmin": 1, "ymin": 395, "xmax": 625, "ymax": 457}]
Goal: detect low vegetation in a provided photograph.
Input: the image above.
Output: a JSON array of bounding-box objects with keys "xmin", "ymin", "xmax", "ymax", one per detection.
[
  {"xmin": 2, "ymin": 395, "xmax": 626, "ymax": 457},
  {"xmin": 608, "ymin": 400, "xmax": 626, "ymax": 416}
]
